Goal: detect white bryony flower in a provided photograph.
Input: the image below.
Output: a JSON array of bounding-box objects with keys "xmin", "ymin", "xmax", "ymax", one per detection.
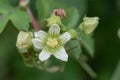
[
  {"xmin": 16, "ymin": 31, "xmax": 33, "ymax": 53},
  {"xmin": 32, "ymin": 24, "xmax": 71, "ymax": 62}
]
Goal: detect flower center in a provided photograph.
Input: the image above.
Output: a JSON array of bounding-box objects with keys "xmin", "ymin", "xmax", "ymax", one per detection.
[{"xmin": 47, "ymin": 38, "xmax": 58, "ymax": 48}]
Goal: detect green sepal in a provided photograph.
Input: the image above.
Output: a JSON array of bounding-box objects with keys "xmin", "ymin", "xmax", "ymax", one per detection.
[
  {"xmin": 68, "ymin": 29, "xmax": 78, "ymax": 39},
  {"xmin": 46, "ymin": 15, "xmax": 62, "ymax": 27}
]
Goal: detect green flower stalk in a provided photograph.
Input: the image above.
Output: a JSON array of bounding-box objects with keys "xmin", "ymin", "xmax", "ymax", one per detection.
[
  {"xmin": 79, "ymin": 17, "xmax": 99, "ymax": 34},
  {"xmin": 32, "ymin": 24, "xmax": 71, "ymax": 61},
  {"xmin": 16, "ymin": 31, "xmax": 33, "ymax": 53}
]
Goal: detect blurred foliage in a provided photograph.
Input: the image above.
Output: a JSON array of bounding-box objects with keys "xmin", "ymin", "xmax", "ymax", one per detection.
[
  {"xmin": 0, "ymin": 0, "xmax": 30, "ymax": 32},
  {"xmin": 111, "ymin": 60, "xmax": 120, "ymax": 80},
  {"xmin": 0, "ymin": 0, "xmax": 120, "ymax": 80}
]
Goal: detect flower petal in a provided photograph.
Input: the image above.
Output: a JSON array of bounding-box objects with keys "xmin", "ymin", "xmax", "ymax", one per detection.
[
  {"xmin": 54, "ymin": 47, "xmax": 68, "ymax": 61},
  {"xmin": 49, "ymin": 24, "xmax": 60, "ymax": 36},
  {"xmin": 32, "ymin": 38, "xmax": 44, "ymax": 49},
  {"xmin": 39, "ymin": 49, "xmax": 51, "ymax": 61},
  {"xmin": 59, "ymin": 32, "xmax": 71, "ymax": 44},
  {"xmin": 34, "ymin": 30, "xmax": 47, "ymax": 39}
]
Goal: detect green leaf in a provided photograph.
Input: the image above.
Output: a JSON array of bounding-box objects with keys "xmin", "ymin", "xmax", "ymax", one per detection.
[
  {"xmin": 0, "ymin": 0, "xmax": 30, "ymax": 32},
  {"xmin": 36, "ymin": 0, "xmax": 51, "ymax": 20},
  {"xmin": 0, "ymin": 0, "xmax": 11, "ymax": 13},
  {"xmin": 63, "ymin": 7, "xmax": 80, "ymax": 29},
  {"xmin": 67, "ymin": 40, "xmax": 82, "ymax": 59},
  {"xmin": 77, "ymin": 29, "xmax": 95, "ymax": 57},
  {"xmin": 10, "ymin": 10, "xmax": 30, "ymax": 31},
  {"xmin": 0, "ymin": 0, "xmax": 11, "ymax": 33},
  {"xmin": 0, "ymin": 14, "xmax": 9, "ymax": 33},
  {"xmin": 48, "ymin": 0, "xmax": 66, "ymax": 9}
]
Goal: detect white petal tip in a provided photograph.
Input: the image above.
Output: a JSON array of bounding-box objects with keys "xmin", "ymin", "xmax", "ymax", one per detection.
[
  {"xmin": 62, "ymin": 58, "xmax": 68, "ymax": 62},
  {"xmin": 39, "ymin": 58, "xmax": 46, "ymax": 61},
  {"xmin": 54, "ymin": 47, "xmax": 68, "ymax": 62},
  {"xmin": 39, "ymin": 50, "xmax": 51, "ymax": 61},
  {"xmin": 59, "ymin": 32, "xmax": 71, "ymax": 44}
]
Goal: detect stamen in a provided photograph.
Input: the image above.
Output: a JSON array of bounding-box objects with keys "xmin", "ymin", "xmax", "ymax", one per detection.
[{"xmin": 47, "ymin": 38, "xmax": 58, "ymax": 48}]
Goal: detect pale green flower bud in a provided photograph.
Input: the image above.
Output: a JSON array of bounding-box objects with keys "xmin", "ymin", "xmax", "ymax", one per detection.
[
  {"xmin": 68, "ymin": 29, "xmax": 77, "ymax": 39},
  {"xmin": 16, "ymin": 31, "xmax": 33, "ymax": 53},
  {"xmin": 79, "ymin": 17, "xmax": 99, "ymax": 34},
  {"xmin": 46, "ymin": 15, "xmax": 62, "ymax": 27}
]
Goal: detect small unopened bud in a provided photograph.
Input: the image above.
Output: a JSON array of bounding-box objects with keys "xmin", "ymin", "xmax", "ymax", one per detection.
[
  {"xmin": 19, "ymin": 0, "xmax": 30, "ymax": 7},
  {"xmin": 16, "ymin": 31, "xmax": 33, "ymax": 53},
  {"xmin": 68, "ymin": 29, "xmax": 77, "ymax": 39},
  {"xmin": 47, "ymin": 15, "xmax": 62, "ymax": 27},
  {"xmin": 52, "ymin": 8, "xmax": 66, "ymax": 18},
  {"xmin": 79, "ymin": 17, "xmax": 99, "ymax": 34}
]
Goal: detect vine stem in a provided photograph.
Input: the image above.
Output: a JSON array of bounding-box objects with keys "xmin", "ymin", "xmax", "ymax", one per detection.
[
  {"xmin": 78, "ymin": 60, "xmax": 97, "ymax": 79},
  {"xmin": 25, "ymin": 6, "xmax": 40, "ymax": 31}
]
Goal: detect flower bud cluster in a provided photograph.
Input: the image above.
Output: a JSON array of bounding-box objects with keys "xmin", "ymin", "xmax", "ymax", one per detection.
[{"xmin": 15, "ymin": 8, "xmax": 100, "ymax": 71}]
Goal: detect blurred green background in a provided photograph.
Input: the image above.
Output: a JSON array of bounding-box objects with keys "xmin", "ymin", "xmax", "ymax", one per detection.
[{"xmin": 0, "ymin": 0, "xmax": 120, "ymax": 80}]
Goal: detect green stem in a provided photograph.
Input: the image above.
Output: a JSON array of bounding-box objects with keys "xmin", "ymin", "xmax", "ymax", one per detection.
[{"xmin": 78, "ymin": 60, "xmax": 97, "ymax": 79}]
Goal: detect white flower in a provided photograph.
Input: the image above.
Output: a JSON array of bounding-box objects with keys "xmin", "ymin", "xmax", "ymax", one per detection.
[
  {"xmin": 32, "ymin": 24, "xmax": 71, "ymax": 62},
  {"xmin": 16, "ymin": 31, "xmax": 33, "ymax": 53}
]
